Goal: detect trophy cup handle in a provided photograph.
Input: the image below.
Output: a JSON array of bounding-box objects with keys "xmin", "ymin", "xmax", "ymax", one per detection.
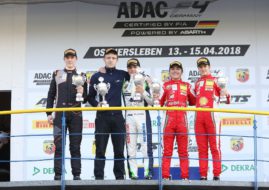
[
  {"xmin": 107, "ymin": 83, "xmax": 111, "ymax": 91},
  {"xmin": 94, "ymin": 84, "xmax": 97, "ymax": 91}
]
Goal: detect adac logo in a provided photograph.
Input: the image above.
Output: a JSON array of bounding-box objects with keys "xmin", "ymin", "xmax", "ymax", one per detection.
[
  {"xmin": 188, "ymin": 70, "xmax": 200, "ymax": 83},
  {"xmin": 236, "ymin": 68, "xmax": 249, "ymax": 83},
  {"xmin": 32, "ymin": 120, "xmax": 53, "ymax": 130},
  {"xmin": 35, "ymin": 98, "xmax": 47, "ymax": 108},
  {"xmin": 230, "ymin": 137, "xmax": 244, "ymax": 152},
  {"xmin": 188, "ymin": 69, "xmax": 221, "ymax": 83},
  {"xmin": 117, "ymin": 1, "xmax": 216, "ymax": 19},
  {"xmin": 161, "ymin": 70, "xmax": 170, "ymax": 82},
  {"xmin": 43, "ymin": 140, "xmax": 56, "ymax": 155},
  {"xmin": 33, "ymin": 72, "xmax": 52, "ymax": 86}
]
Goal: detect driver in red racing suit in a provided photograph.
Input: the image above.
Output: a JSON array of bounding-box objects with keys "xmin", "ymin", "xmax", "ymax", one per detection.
[
  {"xmin": 194, "ymin": 57, "xmax": 230, "ymax": 181},
  {"xmin": 160, "ymin": 61, "xmax": 196, "ymax": 180}
]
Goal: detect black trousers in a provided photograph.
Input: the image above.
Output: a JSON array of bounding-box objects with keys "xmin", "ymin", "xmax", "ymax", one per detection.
[
  {"xmin": 94, "ymin": 113, "xmax": 126, "ymax": 179},
  {"xmin": 53, "ymin": 111, "xmax": 82, "ymax": 176}
]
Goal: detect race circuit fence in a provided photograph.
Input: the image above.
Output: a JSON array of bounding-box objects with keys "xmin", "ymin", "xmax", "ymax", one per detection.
[{"xmin": 0, "ymin": 107, "xmax": 269, "ymax": 190}]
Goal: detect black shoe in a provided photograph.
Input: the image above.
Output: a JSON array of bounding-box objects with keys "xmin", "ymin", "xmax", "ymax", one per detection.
[
  {"xmin": 213, "ymin": 176, "xmax": 220, "ymax": 181},
  {"xmin": 54, "ymin": 175, "xmax": 61, "ymax": 181},
  {"xmin": 200, "ymin": 176, "xmax": 207, "ymax": 180},
  {"xmin": 163, "ymin": 175, "xmax": 172, "ymax": 180},
  {"xmin": 116, "ymin": 176, "xmax": 125, "ymax": 180},
  {"xmin": 73, "ymin": 176, "xmax": 81, "ymax": 180},
  {"xmin": 95, "ymin": 177, "xmax": 104, "ymax": 180},
  {"xmin": 145, "ymin": 175, "xmax": 153, "ymax": 180}
]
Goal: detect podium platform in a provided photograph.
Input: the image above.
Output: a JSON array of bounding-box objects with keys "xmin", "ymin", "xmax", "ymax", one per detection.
[{"xmin": 0, "ymin": 180, "xmax": 269, "ymax": 190}]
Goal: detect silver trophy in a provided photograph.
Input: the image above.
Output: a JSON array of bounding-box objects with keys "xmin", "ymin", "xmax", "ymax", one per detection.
[
  {"xmin": 72, "ymin": 74, "xmax": 86, "ymax": 102},
  {"xmin": 151, "ymin": 80, "xmax": 161, "ymax": 107},
  {"xmin": 133, "ymin": 73, "xmax": 145, "ymax": 102},
  {"xmin": 216, "ymin": 71, "xmax": 228, "ymax": 103},
  {"xmin": 94, "ymin": 77, "xmax": 110, "ymax": 107}
]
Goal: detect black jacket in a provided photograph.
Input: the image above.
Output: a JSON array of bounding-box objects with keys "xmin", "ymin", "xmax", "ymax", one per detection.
[
  {"xmin": 87, "ymin": 67, "xmax": 129, "ymax": 115},
  {"xmin": 46, "ymin": 68, "xmax": 87, "ymax": 116}
]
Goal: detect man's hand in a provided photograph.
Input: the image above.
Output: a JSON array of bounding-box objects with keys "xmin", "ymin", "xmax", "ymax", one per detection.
[
  {"xmin": 135, "ymin": 85, "xmax": 144, "ymax": 94},
  {"xmin": 0, "ymin": 131, "xmax": 9, "ymax": 145},
  {"xmin": 99, "ymin": 67, "xmax": 106, "ymax": 74},
  {"xmin": 145, "ymin": 76, "xmax": 152, "ymax": 85},
  {"xmin": 220, "ymin": 89, "xmax": 229, "ymax": 97},
  {"xmin": 47, "ymin": 115, "xmax": 54, "ymax": 125},
  {"xmin": 0, "ymin": 131, "xmax": 9, "ymax": 149},
  {"xmin": 76, "ymin": 86, "xmax": 84, "ymax": 94}
]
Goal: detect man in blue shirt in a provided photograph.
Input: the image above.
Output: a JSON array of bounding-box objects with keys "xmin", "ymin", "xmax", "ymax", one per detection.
[{"xmin": 88, "ymin": 49, "xmax": 129, "ymax": 180}]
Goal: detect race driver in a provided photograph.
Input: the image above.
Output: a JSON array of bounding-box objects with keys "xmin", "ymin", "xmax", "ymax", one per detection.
[
  {"xmin": 160, "ymin": 61, "xmax": 196, "ymax": 180},
  {"xmin": 123, "ymin": 58, "xmax": 154, "ymax": 180},
  {"xmin": 46, "ymin": 48, "xmax": 87, "ymax": 180},
  {"xmin": 194, "ymin": 57, "xmax": 230, "ymax": 181}
]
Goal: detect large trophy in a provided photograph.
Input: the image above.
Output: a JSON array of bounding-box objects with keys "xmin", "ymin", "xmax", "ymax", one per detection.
[
  {"xmin": 133, "ymin": 73, "xmax": 145, "ymax": 102},
  {"xmin": 94, "ymin": 77, "xmax": 110, "ymax": 107},
  {"xmin": 72, "ymin": 74, "xmax": 86, "ymax": 102},
  {"xmin": 216, "ymin": 71, "xmax": 228, "ymax": 103},
  {"xmin": 151, "ymin": 80, "xmax": 161, "ymax": 107}
]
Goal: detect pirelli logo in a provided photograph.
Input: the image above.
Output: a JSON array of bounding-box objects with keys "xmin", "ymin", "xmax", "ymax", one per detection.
[
  {"xmin": 32, "ymin": 120, "xmax": 53, "ymax": 130},
  {"xmin": 221, "ymin": 117, "xmax": 254, "ymax": 127}
]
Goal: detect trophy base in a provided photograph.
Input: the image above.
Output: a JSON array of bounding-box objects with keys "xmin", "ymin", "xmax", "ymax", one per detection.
[
  {"xmin": 76, "ymin": 93, "xmax": 84, "ymax": 102},
  {"xmin": 100, "ymin": 102, "xmax": 109, "ymax": 107},
  {"xmin": 76, "ymin": 97, "xmax": 84, "ymax": 102},
  {"xmin": 219, "ymin": 97, "xmax": 227, "ymax": 104},
  {"xmin": 133, "ymin": 93, "xmax": 142, "ymax": 102},
  {"xmin": 153, "ymin": 100, "xmax": 160, "ymax": 107}
]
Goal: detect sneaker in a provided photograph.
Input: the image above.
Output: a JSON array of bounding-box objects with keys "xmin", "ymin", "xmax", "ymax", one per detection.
[
  {"xmin": 145, "ymin": 175, "xmax": 153, "ymax": 180},
  {"xmin": 130, "ymin": 176, "xmax": 138, "ymax": 180},
  {"xmin": 213, "ymin": 176, "xmax": 220, "ymax": 181},
  {"xmin": 73, "ymin": 176, "xmax": 81, "ymax": 180},
  {"xmin": 182, "ymin": 178, "xmax": 189, "ymax": 180},
  {"xmin": 54, "ymin": 175, "xmax": 61, "ymax": 181},
  {"xmin": 200, "ymin": 176, "xmax": 207, "ymax": 180}
]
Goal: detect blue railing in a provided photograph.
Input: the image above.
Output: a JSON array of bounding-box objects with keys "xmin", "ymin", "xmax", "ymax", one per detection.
[{"xmin": 0, "ymin": 107, "xmax": 269, "ymax": 190}]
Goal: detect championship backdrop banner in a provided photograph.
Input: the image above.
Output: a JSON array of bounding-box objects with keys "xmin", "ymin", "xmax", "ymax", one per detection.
[{"xmin": 12, "ymin": 0, "xmax": 269, "ymax": 181}]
